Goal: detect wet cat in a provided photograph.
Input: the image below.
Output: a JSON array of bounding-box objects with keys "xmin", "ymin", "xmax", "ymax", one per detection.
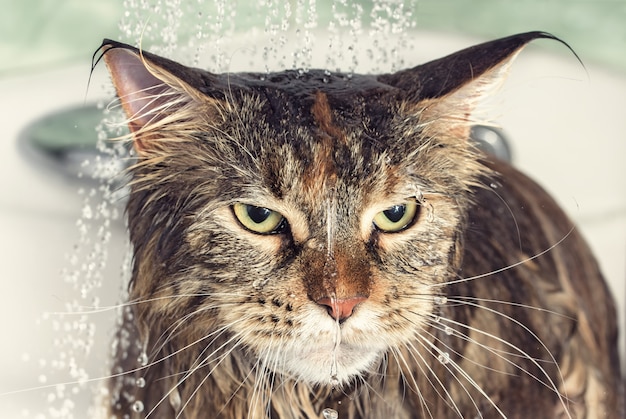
[{"xmin": 99, "ymin": 32, "xmax": 622, "ymax": 418}]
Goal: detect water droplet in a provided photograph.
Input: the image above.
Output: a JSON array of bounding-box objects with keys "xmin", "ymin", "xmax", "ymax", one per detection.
[
  {"xmin": 330, "ymin": 375, "xmax": 339, "ymax": 387},
  {"xmin": 135, "ymin": 377, "xmax": 146, "ymax": 388},
  {"xmin": 323, "ymin": 407, "xmax": 339, "ymax": 419},
  {"xmin": 137, "ymin": 352, "xmax": 148, "ymax": 366},
  {"xmin": 132, "ymin": 400, "xmax": 144, "ymax": 412},
  {"xmin": 437, "ymin": 352, "xmax": 450, "ymax": 364},
  {"xmin": 169, "ymin": 389, "xmax": 182, "ymax": 411},
  {"xmin": 444, "ymin": 326, "xmax": 454, "ymax": 335},
  {"xmin": 169, "ymin": 390, "xmax": 182, "ymax": 412},
  {"xmin": 434, "ymin": 296, "xmax": 448, "ymax": 305},
  {"xmin": 82, "ymin": 204, "xmax": 93, "ymax": 219}
]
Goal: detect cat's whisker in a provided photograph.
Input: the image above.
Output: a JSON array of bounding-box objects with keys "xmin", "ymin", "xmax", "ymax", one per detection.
[
  {"xmin": 388, "ymin": 347, "xmax": 436, "ymax": 419},
  {"xmin": 1, "ymin": 327, "xmax": 230, "ymax": 399},
  {"xmin": 144, "ymin": 321, "xmax": 235, "ymax": 379},
  {"xmin": 405, "ymin": 349, "xmax": 461, "ymax": 416},
  {"xmin": 145, "ymin": 329, "xmax": 250, "ymax": 418},
  {"xmin": 414, "ymin": 332, "xmax": 508, "ymax": 418},
  {"xmin": 401, "ymin": 337, "xmax": 469, "ymax": 418},
  {"xmin": 479, "ymin": 178, "xmax": 523, "ymax": 251},
  {"xmin": 422, "ymin": 316, "xmax": 557, "ymax": 404},
  {"xmin": 47, "ymin": 292, "xmax": 251, "ymax": 315},
  {"xmin": 446, "ymin": 295, "xmax": 577, "ymax": 321},
  {"xmin": 267, "ymin": 340, "xmax": 289, "ymax": 416},
  {"xmin": 424, "ymin": 318, "xmax": 537, "ymax": 375},
  {"xmin": 175, "ymin": 341, "xmax": 248, "ymax": 419},
  {"xmin": 435, "ymin": 225, "xmax": 576, "ymax": 287},
  {"xmin": 210, "ymin": 339, "xmax": 271, "ymax": 419},
  {"xmin": 434, "ymin": 300, "xmax": 575, "ymax": 418},
  {"xmin": 148, "ymin": 303, "xmax": 240, "ymax": 360},
  {"xmin": 250, "ymin": 338, "xmax": 277, "ymax": 418},
  {"xmin": 251, "ymin": 363, "xmax": 269, "ymax": 419}
]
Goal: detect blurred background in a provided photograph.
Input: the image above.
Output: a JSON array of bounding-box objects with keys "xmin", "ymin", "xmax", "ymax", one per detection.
[{"xmin": 1, "ymin": 0, "xmax": 624, "ymax": 417}]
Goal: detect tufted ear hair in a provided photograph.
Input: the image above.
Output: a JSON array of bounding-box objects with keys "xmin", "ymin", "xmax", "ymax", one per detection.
[
  {"xmin": 98, "ymin": 40, "xmax": 226, "ymax": 155},
  {"xmin": 379, "ymin": 32, "xmax": 577, "ymax": 139}
]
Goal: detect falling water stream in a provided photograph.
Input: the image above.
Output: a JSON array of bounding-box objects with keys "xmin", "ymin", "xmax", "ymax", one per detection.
[{"xmin": 29, "ymin": 1, "xmax": 419, "ymax": 417}]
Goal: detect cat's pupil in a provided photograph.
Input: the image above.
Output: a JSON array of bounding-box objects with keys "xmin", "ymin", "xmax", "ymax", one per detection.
[
  {"xmin": 247, "ymin": 206, "xmax": 272, "ymax": 224},
  {"xmin": 383, "ymin": 205, "xmax": 406, "ymax": 223}
]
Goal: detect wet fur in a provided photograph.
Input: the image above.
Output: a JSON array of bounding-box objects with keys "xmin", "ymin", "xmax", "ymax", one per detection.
[{"xmin": 100, "ymin": 32, "xmax": 623, "ymax": 418}]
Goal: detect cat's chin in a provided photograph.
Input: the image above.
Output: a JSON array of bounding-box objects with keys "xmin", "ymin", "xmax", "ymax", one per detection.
[{"xmin": 270, "ymin": 342, "xmax": 385, "ymax": 386}]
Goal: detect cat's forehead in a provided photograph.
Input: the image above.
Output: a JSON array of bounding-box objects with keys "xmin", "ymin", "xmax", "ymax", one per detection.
[{"xmin": 199, "ymin": 72, "xmax": 409, "ymax": 207}]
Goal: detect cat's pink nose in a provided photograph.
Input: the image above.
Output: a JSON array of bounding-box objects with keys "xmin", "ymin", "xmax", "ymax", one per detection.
[{"xmin": 316, "ymin": 296, "xmax": 366, "ymax": 321}]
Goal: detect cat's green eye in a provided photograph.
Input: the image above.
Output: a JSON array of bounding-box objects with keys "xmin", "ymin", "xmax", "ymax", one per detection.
[
  {"xmin": 373, "ymin": 202, "xmax": 419, "ymax": 233},
  {"xmin": 233, "ymin": 203, "xmax": 285, "ymax": 234}
]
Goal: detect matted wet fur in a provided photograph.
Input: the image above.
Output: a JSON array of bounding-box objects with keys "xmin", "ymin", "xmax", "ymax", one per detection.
[{"xmin": 98, "ymin": 32, "xmax": 623, "ymax": 418}]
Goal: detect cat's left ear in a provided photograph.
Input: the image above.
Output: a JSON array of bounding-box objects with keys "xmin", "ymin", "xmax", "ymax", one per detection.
[
  {"xmin": 98, "ymin": 40, "xmax": 224, "ymax": 155},
  {"xmin": 379, "ymin": 31, "xmax": 576, "ymax": 138}
]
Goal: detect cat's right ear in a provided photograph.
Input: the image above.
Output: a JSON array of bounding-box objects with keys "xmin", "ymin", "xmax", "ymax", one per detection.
[{"xmin": 97, "ymin": 40, "xmax": 222, "ymax": 155}]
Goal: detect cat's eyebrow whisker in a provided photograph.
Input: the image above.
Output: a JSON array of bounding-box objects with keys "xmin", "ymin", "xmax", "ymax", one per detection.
[
  {"xmin": 434, "ymin": 225, "xmax": 576, "ymax": 287},
  {"xmin": 198, "ymin": 120, "xmax": 259, "ymax": 174}
]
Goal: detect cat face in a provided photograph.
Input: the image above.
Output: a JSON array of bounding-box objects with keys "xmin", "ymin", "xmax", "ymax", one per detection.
[
  {"xmin": 177, "ymin": 92, "xmax": 462, "ymax": 385},
  {"xmin": 101, "ymin": 32, "xmax": 558, "ymax": 387}
]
